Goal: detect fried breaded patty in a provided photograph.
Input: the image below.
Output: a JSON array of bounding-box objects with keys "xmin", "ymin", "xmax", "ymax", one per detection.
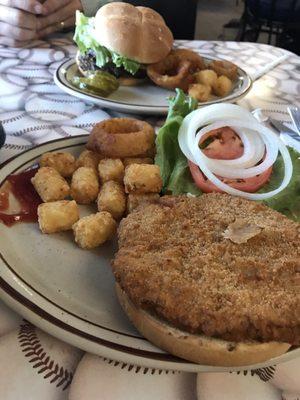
[{"xmin": 112, "ymin": 194, "xmax": 300, "ymax": 344}]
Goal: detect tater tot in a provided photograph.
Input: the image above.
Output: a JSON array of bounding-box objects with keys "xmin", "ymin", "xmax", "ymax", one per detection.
[
  {"xmin": 127, "ymin": 193, "xmax": 160, "ymax": 213},
  {"xmin": 123, "ymin": 157, "xmax": 153, "ymax": 167},
  {"xmin": 40, "ymin": 152, "xmax": 76, "ymax": 177},
  {"xmin": 76, "ymin": 150, "xmax": 102, "ymax": 171},
  {"xmin": 188, "ymin": 83, "xmax": 211, "ymax": 102},
  {"xmin": 97, "ymin": 181, "xmax": 126, "ymax": 220},
  {"xmin": 31, "ymin": 167, "xmax": 70, "ymax": 202},
  {"xmin": 38, "ymin": 200, "xmax": 79, "ymax": 234},
  {"xmin": 124, "ymin": 164, "xmax": 163, "ymax": 194},
  {"xmin": 70, "ymin": 167, "xmax": 99, "ymax": 204},
  {"xmin": 72, "ymin": 211, "xmax": 116, "ymax": 249},
  {"xmin": 212, "ymin": 75, "xmax": 233, "ymax": 97},
  {"xmin": 98, "ymin": 158, "xmax": 124, "ymax": 183},
  {"xmin": 194, "ymin": 69, "xmax": 218, "ymax": 87}
]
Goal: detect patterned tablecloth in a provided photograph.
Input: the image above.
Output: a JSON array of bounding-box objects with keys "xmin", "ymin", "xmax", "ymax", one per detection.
[{"xmin": 0, "ymin": 35, "xmax": 299, "ymax": 400}]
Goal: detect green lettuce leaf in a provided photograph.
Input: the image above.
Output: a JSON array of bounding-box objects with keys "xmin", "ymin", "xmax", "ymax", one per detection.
[
  {"xmin": 155, "ymin": 89, "xmax": 199, "ymax": 194},
  {"xmin": 73, "ymin": 11, "xmax": 140, "ymax": 75},
  {"xmin": 167, "ymin": 88, "xmax": 198, "ymax": 120},
  {"xmin": 167, "ymin": 155, "xmax": 202, "ymax": 195},
  {"xmin": 111, "ymin": 52, "xmax": 140, "ymax": 75},
  {"xmin": 260, "ymin": 148, "xmax": 300, "ymax": 221}
]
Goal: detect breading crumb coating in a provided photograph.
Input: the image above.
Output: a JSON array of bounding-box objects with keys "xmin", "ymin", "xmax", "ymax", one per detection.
[{"xmin": 112, "ymin": 193, "xmax": 300, "ymax": 345}]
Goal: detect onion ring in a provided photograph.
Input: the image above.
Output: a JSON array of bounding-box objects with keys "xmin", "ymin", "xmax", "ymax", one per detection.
[
  {"xmin": 147, "ymin": 55, "xmax": 193, "ymax": 91},
  {"xmin": 172, "ymin": 49, "xmax": 206, "ymax": 70},
  {"xmin": 210, "ymin": 60, "xmax": 238, "ymax": 80},
  {"xmin": 147, "ymin": 49, "xmax": 205, "ymax": 91},
  {"xmin": 87, "ymin": 118, "xmax": 155, "ymax": 158}
]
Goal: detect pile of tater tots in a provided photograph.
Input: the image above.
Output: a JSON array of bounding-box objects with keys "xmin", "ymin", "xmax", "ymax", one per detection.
[{"xmin": 31, "ymin": 149, "xmax": 162, "ymax": 249}]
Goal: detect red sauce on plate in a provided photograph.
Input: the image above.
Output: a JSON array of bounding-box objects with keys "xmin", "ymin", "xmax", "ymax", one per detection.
[{"xmin": 0, "ymin": 167, "xmax": 42, "ymax": 226}]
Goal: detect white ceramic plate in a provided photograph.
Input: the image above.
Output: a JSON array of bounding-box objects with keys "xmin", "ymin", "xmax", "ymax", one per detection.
[
  {"xmin": 0, "ymin": 136, "xmax": 299, "ymax": 372},
  {"xmin": 54, "ymin": 57, "xmax": 252, "ymax": 115}
]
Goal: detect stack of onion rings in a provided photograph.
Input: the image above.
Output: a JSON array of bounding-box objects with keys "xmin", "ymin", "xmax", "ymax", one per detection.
[
  {"xmin": 147, "ymin": 49, "xmax": 205, "ymax": 92},
  {"xmin": 210, "ymin": 60, "xmax": 238, "ymax": 80},
  {"xmin": 87, "ymin": 118, "xmax": 155, "ymax": 158},
  {"xmin": 173, "ymin": 49, "xmax": 206, "ymax": 70}
]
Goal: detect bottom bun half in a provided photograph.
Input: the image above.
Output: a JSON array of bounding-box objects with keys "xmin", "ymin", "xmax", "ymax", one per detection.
[
  {"xmin": 118, "ymin": 76, "xmax": 147, "ymax": 86},
  {"xmin": 115, "ymin": 283, "xmax": 290, "ymax": 367}
]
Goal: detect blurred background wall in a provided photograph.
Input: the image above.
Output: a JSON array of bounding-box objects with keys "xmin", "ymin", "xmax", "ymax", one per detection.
[
  {"xmin": 195, "ymin": 0, "xmax": 300, "ymax": 55},
  {"xmin": 128, "ymin": 0, "xmax": 299, "ymax": 53}
]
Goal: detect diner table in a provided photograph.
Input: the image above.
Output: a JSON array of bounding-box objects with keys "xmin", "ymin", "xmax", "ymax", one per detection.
[{"xmin": 0, "ymin": 35, "xmax": 299, "ymax": 400}]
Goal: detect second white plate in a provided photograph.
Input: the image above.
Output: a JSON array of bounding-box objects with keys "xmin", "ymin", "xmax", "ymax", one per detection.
[{"xmin": 54, "ymin": 56, "xmax": 252, "ymax": 115}]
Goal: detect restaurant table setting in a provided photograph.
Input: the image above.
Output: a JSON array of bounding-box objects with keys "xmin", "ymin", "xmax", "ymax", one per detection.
[{"xmin": 0, "ymin": 35, "xmax": 299, "ymax": 399}]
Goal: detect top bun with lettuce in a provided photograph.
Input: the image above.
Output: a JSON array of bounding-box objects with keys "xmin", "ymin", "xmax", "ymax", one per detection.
[{"xmin": 74, "ymin": 2, "xmax": 174, "ymax": 86}]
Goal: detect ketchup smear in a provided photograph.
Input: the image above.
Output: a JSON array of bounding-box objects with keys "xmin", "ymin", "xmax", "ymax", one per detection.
[{"xmin": 0, "ymin": 167, "xmax": 42, "ymax": 227}]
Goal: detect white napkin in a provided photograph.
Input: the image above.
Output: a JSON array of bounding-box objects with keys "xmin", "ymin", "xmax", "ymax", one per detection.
[
  {"xmin": 69, "ymin": 354, "xmax": 197, "ymax": 400},
  {"xmin": 197, "ymin": 370, "xmax": 281, "ymax": 400},
  {"xmin": 197, "ymin": 357, "xmax": 300, "ymax": 400},
  {"xmin": 0, "ymin": 320, "xmax": 83, "ymax": 400},
  {"xmin": 1, "ymin": 305, "xmax": 298, "ymax": 400},
  {"xmin": 267, "ymin": 358, "xmax": 300, "ymax": 400},
  {"xmin": 0, "ymin": 106, "xmax": 109, "ymax": 163}
]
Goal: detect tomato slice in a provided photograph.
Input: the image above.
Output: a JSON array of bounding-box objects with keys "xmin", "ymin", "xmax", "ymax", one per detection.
[
  {"xmin": 189, "ymin": 160, "xmax": 273, "ymax": 193},
  {"xmin": 189, "ymin": 127, "xmax": 273, "ymax": 193},
  {"xmin": 200, "ymin": 127, "xmax": 244, "ymax": 160}
]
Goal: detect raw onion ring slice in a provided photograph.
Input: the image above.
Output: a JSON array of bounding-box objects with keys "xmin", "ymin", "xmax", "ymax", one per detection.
[{"xmin": 178, "ymin": 103, "xmax": 293, "ymax": 200}]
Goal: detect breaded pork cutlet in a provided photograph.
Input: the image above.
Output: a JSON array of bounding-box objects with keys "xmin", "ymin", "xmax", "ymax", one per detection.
[{"xmin": 112, "ymin": 193, "xmax": 300, "ymax": 345}]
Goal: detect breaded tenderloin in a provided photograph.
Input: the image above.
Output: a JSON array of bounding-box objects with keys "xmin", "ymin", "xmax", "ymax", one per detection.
[
  {"xmin": 112, "ymin": 193, "xmax": 300, "ymax": 345},
  {"xmin": 126, "ymin": 193, "xmax": 160, "ymax": 213}
]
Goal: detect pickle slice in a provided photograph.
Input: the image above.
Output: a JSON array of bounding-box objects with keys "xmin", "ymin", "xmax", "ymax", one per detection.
[{"xmin": 72, "ymin": 71, "xmax": 119, "ymax": 97}]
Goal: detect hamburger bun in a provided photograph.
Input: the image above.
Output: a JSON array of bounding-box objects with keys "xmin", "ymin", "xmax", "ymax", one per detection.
[
  {"xmin": 116, "ymin": 283, "xmax": 291, "ymax": 367},
  {"xmin": 118, "ymin": 76, "xmax": 147, "ymax": 86},
  {"xmin": 93, "ymin": 2, "xmax": 174, "ymax": 64}
]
